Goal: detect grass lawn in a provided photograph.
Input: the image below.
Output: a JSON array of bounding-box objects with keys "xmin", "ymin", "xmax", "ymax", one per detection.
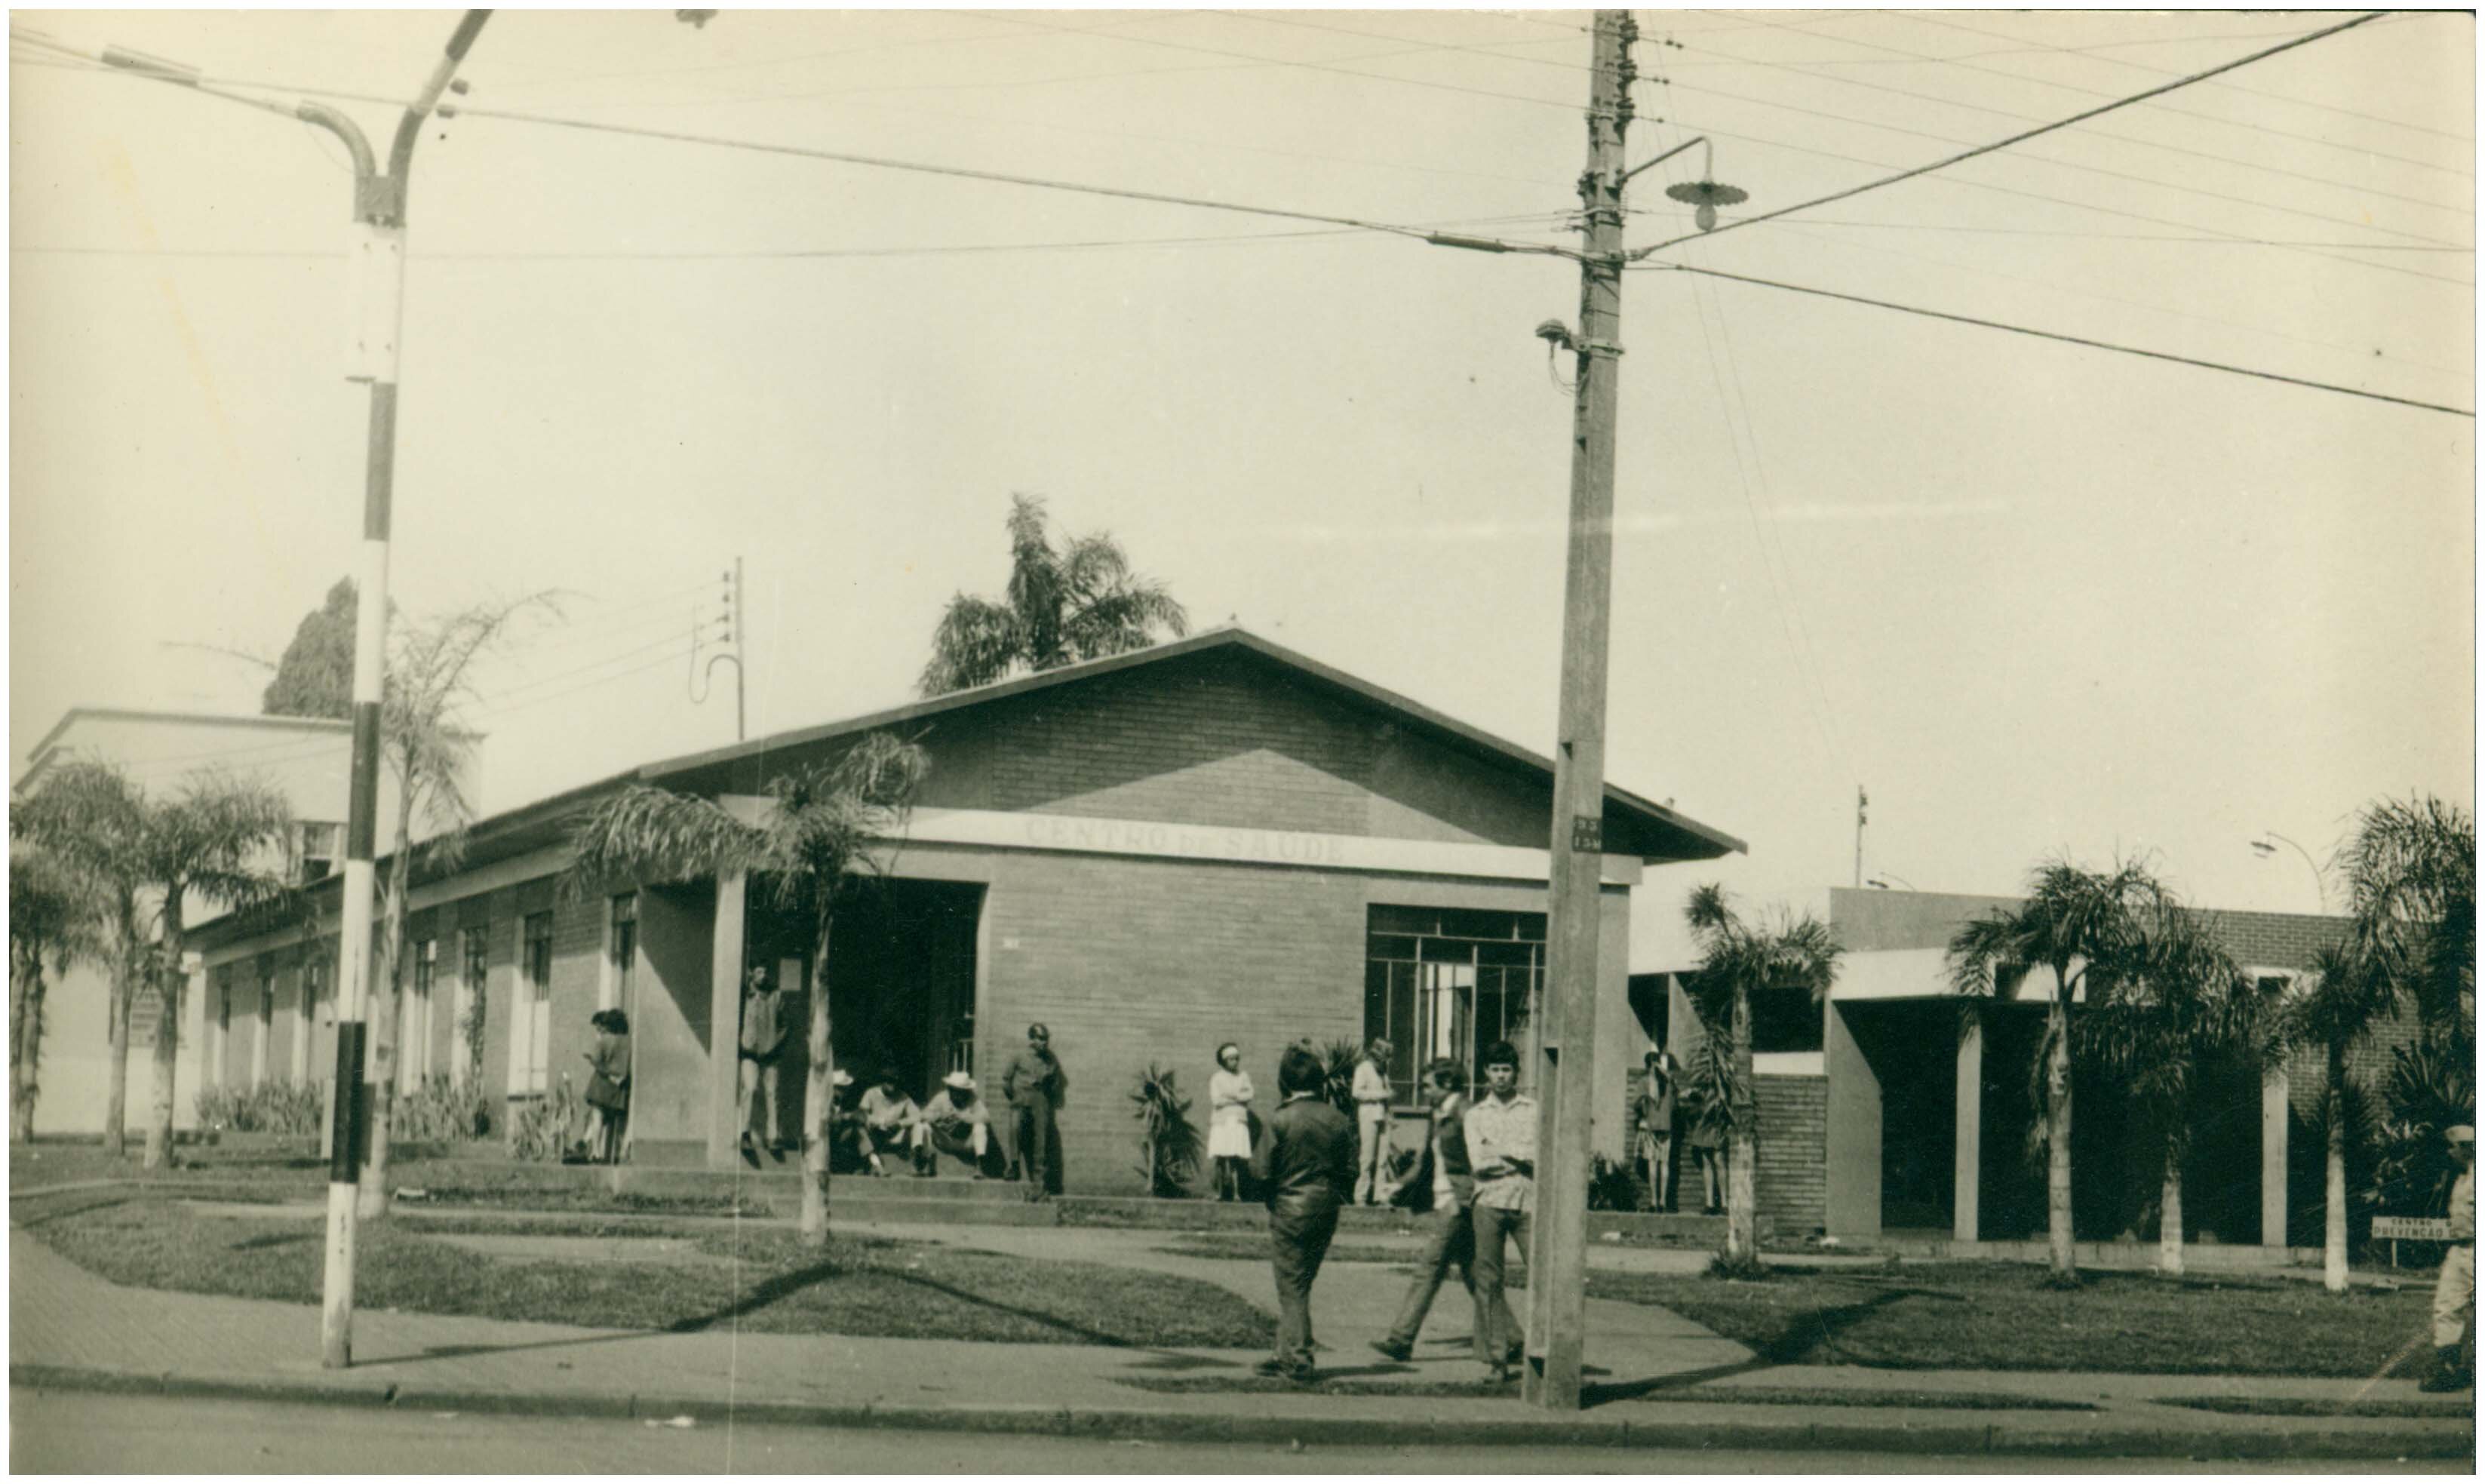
[
  {"xmin": 1600, "ymin": 1263, "xmax": 2442, "ymax": 1379},
  {"xmin": 10, "ymin": 1143, "xmax": 766, "ymax": 1218},
  {"xmin": 26, "ymin": 1197, "xmax": 1273, "ymax": 1349}
]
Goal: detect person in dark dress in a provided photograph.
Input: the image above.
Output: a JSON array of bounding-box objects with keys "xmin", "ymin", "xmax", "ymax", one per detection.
[
  {"xmin": 1247, "ymin": 1043, "xmax": 1357, "ymax": 1382},
  {"xmin": 582, "ymin": 1009, "xmax": 631, "ymax": 1164}
]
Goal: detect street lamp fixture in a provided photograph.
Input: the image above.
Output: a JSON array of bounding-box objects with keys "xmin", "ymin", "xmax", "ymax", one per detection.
[
  {"xmin": 1866, "ymin": 874, "xmax": 1918, "ymax": 892},
  {"xmin": 2251, "ymin": 832, "xmax": 2328, "ymax": 913},
  {"xmin": 1662, "ymin": 140, "xmax": 1746, "ymax": 232}
]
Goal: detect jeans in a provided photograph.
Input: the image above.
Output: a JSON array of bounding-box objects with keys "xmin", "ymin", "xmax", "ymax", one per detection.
[
  {"xmin": 1011, "ymin": 1101, "xmax": 1055, "ymax": 1195},
  {"xmin": 1387, "ymin": 1198, "xmax": 1514, "ymax": 1362},
  {"xmin": 1470, "ymin": 1200, "xmax": 1533, "ymax": 1365},
  {"xmin": 739, "ymin": 1056, "xmax": 781, "ymax": 1148},
  {"xmin": 1269, "ymin": 1198, "xmax": 1342, "ymax": 1372}
]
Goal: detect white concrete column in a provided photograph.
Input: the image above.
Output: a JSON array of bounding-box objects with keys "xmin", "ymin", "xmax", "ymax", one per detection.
[
  {"xmin": 2261, "ymin": 1066, "xmax": 2290, "ymax": 1248},
  {"xmin": 1954, "ymin": 1014, "xmax": 1982, "ymax": 1244},
  {"xmin": 705, "ymin": 871, "xmax": 748, "ymax": 1170}
]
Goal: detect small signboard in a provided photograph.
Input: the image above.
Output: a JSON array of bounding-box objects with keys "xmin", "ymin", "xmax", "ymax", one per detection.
[
  {"xmin": 2373, "ymin": 1214, "xmax": 2456, "ymax": 1267},
  {"xmin": 2373, "ymin": 1215, "xmax": 2454, "ymax": 1241}
]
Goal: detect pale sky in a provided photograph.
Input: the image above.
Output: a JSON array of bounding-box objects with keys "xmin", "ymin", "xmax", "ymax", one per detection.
[{"xmin": 10, "ymin": 8, "xmax": 2474, "ymax": 968}]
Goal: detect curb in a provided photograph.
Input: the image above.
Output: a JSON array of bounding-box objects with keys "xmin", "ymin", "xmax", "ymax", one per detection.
[{"xmin": 14, "ymin": 1363, "xmax": 2471, "ymax": 1461}]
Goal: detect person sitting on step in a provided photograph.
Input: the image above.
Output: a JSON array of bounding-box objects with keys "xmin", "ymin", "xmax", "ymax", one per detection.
[
  {"xmin": 858, "ymin": 1070, "xmax": 920, "ymax": 1177},
  {"xmin": 913, "ymin": 1070, "xmax": 993, "ymax": 1178}
]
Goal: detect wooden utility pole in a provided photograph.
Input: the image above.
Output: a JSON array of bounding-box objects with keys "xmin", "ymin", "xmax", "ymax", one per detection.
[{"xmin": 1523, "ymin": 8, "xmax": 1635, "ymax": 1412}]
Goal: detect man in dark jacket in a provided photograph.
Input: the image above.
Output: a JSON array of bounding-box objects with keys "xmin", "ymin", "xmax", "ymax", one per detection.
[
  {"xmin": 999, "ymin": 1023, "xmax": 1065, "ymax": 1202},
  {"xmin": 1372, "ymin": 1058, "xmax": 1518, "ymax": 1366},
  {"xmin": 1248, "ymin": 1043, "xmax": 1357, "ymax": 1381}
]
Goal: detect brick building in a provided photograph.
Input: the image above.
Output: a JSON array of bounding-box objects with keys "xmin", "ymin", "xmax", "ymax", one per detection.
[{"xmin": 186, "ymin": 628, "xmax": 1743, "ymax": 1189}]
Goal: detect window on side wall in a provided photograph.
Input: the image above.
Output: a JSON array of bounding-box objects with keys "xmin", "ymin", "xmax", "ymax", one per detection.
[
  {"xmin": 511, "ymin": 912, "xmax": 554, "ymax": 1096},
  {"xmin": 404, "ymin": 939, "xmax": 437, "ymax": 1083},
  {"xmin": 1364, "ymin": 906, "xmax": 1547, "ymax": 1104},
  {"xmin": 605, "ymin": 893, "xmax": 637, "ymax": 1015},
  {"xmin": 457, "ymin": 924, "xmax": 490, "ymax": 1089}
]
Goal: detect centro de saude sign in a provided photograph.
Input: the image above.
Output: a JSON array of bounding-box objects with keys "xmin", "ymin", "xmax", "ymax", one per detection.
[{"xmin": 717, "ymin": 799, "xmax": 1645, "ymax": 886}]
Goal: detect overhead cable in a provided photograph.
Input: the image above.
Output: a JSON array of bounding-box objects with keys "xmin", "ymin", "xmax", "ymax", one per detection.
[
  {"xmin": 1636, "ymin": 262, "xmax": 2474, "ymax": 418},
  {"xmin": 1628, "ymin": 11, "xmax": 2393, "ymax": 262}
]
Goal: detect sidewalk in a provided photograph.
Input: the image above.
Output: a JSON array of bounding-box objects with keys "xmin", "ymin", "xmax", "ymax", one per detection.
[{"xmin": 10, "ymin": 1191, "xmax": 2474, "ymax": 1461}]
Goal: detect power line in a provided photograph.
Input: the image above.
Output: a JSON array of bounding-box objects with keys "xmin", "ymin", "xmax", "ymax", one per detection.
[
  {"xmin": 1709, "ymin": 9, "xmax": 2469, "ymax": 181},
  {"xmin": 1899, "ymin": 10, "xmax": 2475, "ymax": 149},
  {"xmin": 1727, "ymin": 210, "xmax": 2474, "ymax": 385},
  {"xmin": 1641, "ymin": 71, "xmax": 2471, "ymax": 251},
  {"xmin": 1635, "ymin": 117, "xmax": 2473, "ymax": 289},
  {"xmin": 1634, "ymin": 261, "xmax": 2476, "ymax": 418},
  {"xmin": 1623, "ymin": 210, "xmax": 2476, "ymax": 251},
  {"xmin": 1666, "ymin": 33, "xmax": 2474, "ymax": 220},
  {"xmin": 453, "ymin": 103, "xmax": 1577, "ymax": 258},
  {"xmin": 1628, "ymin": 12, "xmax": 2396, "ymax": 263}
]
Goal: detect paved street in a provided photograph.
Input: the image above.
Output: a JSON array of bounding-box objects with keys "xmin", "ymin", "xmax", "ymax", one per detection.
[{"xmin": 14, "ymin": 1392, "xmax": 2465, "ymax": 1475}]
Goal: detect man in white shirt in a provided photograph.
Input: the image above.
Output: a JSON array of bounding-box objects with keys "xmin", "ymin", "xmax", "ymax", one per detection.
[
  {"xmin": 912, "ymin": 1069, "xmax": 993, "ymax": 1177},
  {"xmin": 2424, "ymin": 1124, "xmax": 2475, "ymax": 1393},
  {"xmin": 1351, "ymin": 1038, "xmax": 1395, "ymax": 1206},
  {"xmin": 1462, "ymin": 1039, "xmax": 1537, "ymax": 1381}
]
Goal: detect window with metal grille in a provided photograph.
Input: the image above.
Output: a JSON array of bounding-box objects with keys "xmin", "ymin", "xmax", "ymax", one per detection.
[
  {"xmin": 1363, "ymin": 906, "xmax": 1546, "ymax": 1105},
  {"xmin": 456, "ymin": 925, "xmax": 490, "ymax": 1089},
  {"xmin": 606, "ymin": 894, "xmax": 637, "ymax": 1013},
  {"xmin": 404, "ymin": 939, "xmax": 437, "ymax": 1083},
  {"xmin": 510, "ymin": 913, "xmax": 554, "ymax": 1095}
]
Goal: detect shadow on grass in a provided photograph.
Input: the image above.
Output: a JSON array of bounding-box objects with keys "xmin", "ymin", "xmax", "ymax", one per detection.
[{"xmin": 1578, "ymin": 1284, "xmax": 1947, "ymax": 1408}]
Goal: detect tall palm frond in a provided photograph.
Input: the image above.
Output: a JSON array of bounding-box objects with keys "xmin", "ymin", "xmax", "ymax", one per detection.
[
  {"xmin": 2338, "ymin": 794, "xmax": 2473, "ymax": 1033},
  {"xmin": 919, "ymin": 493, "xmax": 1187, "ymax": 696}
]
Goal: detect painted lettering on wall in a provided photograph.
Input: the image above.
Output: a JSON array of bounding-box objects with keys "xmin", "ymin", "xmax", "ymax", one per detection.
[{"xmin": 1020, "ymin": 814, "xmax": 1350, "ymax": 867}]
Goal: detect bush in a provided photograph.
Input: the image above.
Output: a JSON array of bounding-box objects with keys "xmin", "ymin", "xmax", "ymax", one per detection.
[
  {"xmin": 2371, "ymin": 1027, "xmax": 2474, "ymax": 1255},
  {"xmin": 1587, "ymin": 1154, "xmax": 1644, "ymax": 1212},
  {"xmin": 1129, "ymin": 1064, "xmax": 1203, "ymax": 1197},
  {"xmin": 194, "ymin": 1079, "xmax": 324, "ymax": 1135},
  {"xmin": 394, "ymin": 1074, "xmax": 491, "ymax": 1143},
  {"xmin": 1319, "ymin": 1037, "xmax": 1363, "ymax": 1120},
  {"xmin": 510, "ymin": 1077, "xmax": 584, "ymax": 1163}
]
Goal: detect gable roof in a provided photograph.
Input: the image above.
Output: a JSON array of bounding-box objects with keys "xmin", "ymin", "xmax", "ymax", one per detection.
[
  {"xmin": 638, "ymin": 625, "xmax": 1744, "ymax": 860},
  {"xmin": 191, "ymin": 627, "xmax": 1743, "ymax": 949}
]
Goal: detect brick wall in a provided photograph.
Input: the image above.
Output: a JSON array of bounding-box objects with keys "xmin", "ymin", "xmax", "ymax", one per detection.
[
  {"xmin": 912, "ymin": 651, "xmax": 1550, "ymax": 849},
  {"xmin": 1755, "ymin": 1074, "xmax": 1828, "ymax": 1234},
  {"xmin": 980, "ymin": 850, "xmax": 1369, "ymax": 1195}
]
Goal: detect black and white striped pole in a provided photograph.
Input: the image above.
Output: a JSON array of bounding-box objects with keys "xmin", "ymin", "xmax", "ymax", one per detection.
[{"xmin": 314, "ymin": 8, "xmax": 491, "ymax": 1372}]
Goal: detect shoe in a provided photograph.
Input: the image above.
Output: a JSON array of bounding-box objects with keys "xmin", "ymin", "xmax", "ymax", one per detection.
[
  {"xmin": 1370, "ymin": 1338, "xmax": 1412, "ymax": 1363},
  {"xmin": 1252, "ymin": 1357, "xmax": 1289, "ymax": 1378},
  {"xmin": 2420, "ymin": 1346, "xmax": 2471, "ymax": 1392},
  {"xmin": 1488, "ymin": 1363, "xmax": 1516, "ymax": 1384}
]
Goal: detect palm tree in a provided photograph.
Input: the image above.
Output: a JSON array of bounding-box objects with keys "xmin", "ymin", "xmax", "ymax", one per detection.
[
  {"xmin": 360, "ymin": 595, "xmax": 559, "ymax": 1219},
  {"xmin": 2287, "ymin": 940, "xmax": 2396, "ymax": 1292},
  {"xmin": 567, "ymin": 731, "xmax": 929, "ymax": 1244},
  {"xmin": 8, "ymin": 841, "xmax": 106, "ymax": 1141},
  {"xmin": 2338, "ymin": 794, "xmax": 2473, "ymax": 1037},
  {"xmin": 2076, "ymin": 900, "xmax": 2266, "ymax": 1276},
  {"xmin": 1684, "ymin": 884, "xmax": 1841, "ymax": 1266},
  {"xmin": 2279, "ymin": 795, "xmax": 2477, "ymax": 1293},
  {"xmin": 17, "ymin": 763, "xmax": 152, "ymax": 1158},
  {"xmin": 15, "ymin": 761, "xmax": 293, "ymax": 1168},
  {"xmin": 1947, "ymin": 858, "xmax": 2167, "ymax": 1280},
  {"xmin": 918, "ymin": 494, "xmax": 1188, "ymax": 696}
]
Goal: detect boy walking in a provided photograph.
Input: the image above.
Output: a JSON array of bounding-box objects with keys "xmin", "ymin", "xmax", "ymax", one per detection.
[
  {"xmin": 1464, "ymin": 1040, "xmax": 1537, "ymax": 1381},
  {"xmin": 1372, "ymin": 1058, "xmax": 1519, "ymax": 1366},
  {"xmin": 1249, "ymin": 1043, "xmax": 1357, "ymax": 1382}
]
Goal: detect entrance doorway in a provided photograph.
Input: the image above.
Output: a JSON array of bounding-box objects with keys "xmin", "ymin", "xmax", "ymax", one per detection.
[{"xmin": 744, "ymin": 878, "xmax": 982, "ymax": 1112}]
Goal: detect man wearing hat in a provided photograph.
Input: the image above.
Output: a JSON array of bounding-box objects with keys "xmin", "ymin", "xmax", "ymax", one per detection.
[
  {"xmin": 2422, "ymin": 1123, "xmax": 2474, "ymax": 1393},
  {"xmin": 823, "ymin": 1068, "xmax": 871, "ymax": 1172},
  {"xmin": 914, "ymin": 1069, "xmax": 994, "ymax": 1177}
]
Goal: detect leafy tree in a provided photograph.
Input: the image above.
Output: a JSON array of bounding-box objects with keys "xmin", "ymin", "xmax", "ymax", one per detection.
[
  {"xmin": 918, "ymin": 494, "xmax": 1188, "ymax": 696},
  {"xmin": 1948, "ymin": 858, "xmax": 2167, "ymax": 1280},
  {"xmin": 16, "ymin": 764, "xmax": 150, "ymax": 1157},
  {"xmin": 263, "ymin": 577, "xmax": 358, "ymax": 720},
  {"xmin": 1684, "ymin": 884, "xmax": 1840, "ymax": 1266},
  {"xmin": 8, "ymin": 842, "xmax": 106, "ymax": 1141},
  {"xmin": 359, "ymin": 594, "xmax": 561, "ymax": 1219},
  {"xmin": 2075, "ymin": 900, "xmax": 2268, "ymax": 1276},
  {"xmin": 567, "ymin": 732, "xmax": 929, "ymax": 1243},
  {"xmin": 15, "ymin": 761, "xmax": 294, "ymax": 1167},
  {"xmin": 2338, "ymin": 794, "xmax": 2473, "ymax": 1039}
]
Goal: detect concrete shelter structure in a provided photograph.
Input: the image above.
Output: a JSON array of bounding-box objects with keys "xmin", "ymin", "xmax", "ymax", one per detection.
[{"xmin": 187, "ymin": 628, "xmax": 1743, "ymax": 1188}]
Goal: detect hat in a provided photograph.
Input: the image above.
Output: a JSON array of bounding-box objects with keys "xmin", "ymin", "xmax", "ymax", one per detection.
[
  {"xmin": 2449, "ymin": 1125, "xmax": 2475, "ymax": 1145},
  {"xmin": 943, "ymin": 1070, "xmax": 975, "ymax": 1092},
  {"xmin": 831, "ymin": 1069, "xmax": 855, "ymax": 1088}
]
